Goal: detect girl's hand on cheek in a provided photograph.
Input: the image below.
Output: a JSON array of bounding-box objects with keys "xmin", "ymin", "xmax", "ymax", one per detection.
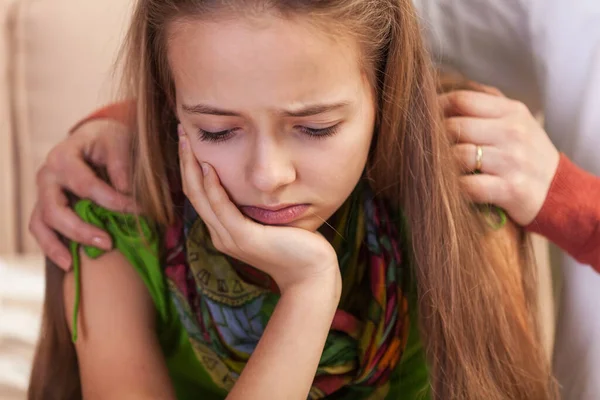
[{"xmin": 178, "ymin": 125, "xmax": 341, "ymax": 296}]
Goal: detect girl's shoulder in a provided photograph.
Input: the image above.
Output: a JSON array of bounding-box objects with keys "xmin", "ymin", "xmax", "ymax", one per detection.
[{"xmin": 70, "ymin": 199, "xmax": 171, "ymax": 319}]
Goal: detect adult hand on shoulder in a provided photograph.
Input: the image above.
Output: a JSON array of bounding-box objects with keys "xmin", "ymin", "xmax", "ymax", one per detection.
[
  {"xmin": 441, "ymin": 89, "xmax": 560, "ymax": 226},
  {"xmin": 30, "ymin": 119, "xmax": 136, "ymax": 270},
  {"xmin": 178, "ymin": 125, "xmax": 341, "ymax": 295}
]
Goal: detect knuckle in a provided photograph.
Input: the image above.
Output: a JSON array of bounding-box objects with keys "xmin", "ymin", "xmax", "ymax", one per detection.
[
  {"xmin": 508, "ymin": 174, "xmax": 526, "ymax": 199},
  {"xmin": 68, "ymin": 176, "xmax": 89, "ymax": 197},
  {"xmin": 511, "ymin": 99, "xmax": 529, "ymax": 114},
  {"xmin": 501, "ymin": 147, "xmax": 517, "ymax": 166},
  {"xmin": 35, "ymin": 167, "xmax": 49, "ymax": 187},
  {"xmin": 449, "ymin": 90, "xmax": 464, "ymax": 102},
  {"xmin": 511, "ymin": 147, "xmax": 526, "ymax": 166},
  {"xmin": 109, "ymin": 159, "xmax": 126, "ymax": 172},
  {"xmin": 445, "ymin": 119, "xmax": 461, "ymax": 137},
  {"xmin": 507, "ymin": 121, "xmax": 526, "ymax": 141},
  {"xmin": 452, "ymin": 91, "xmax": 471, "ymax": 110},
  {"xmin": 212, "ymin": 203, "xmax": 227, "ymax": 220},
  {"xmin": 445, "ymin": 117, "xmax": 457, "ymax": 131},
  {"xmin": 40, "ymin": 204, "xmax": 55, "ymax": 226},
  {"xmin": 45, "ymin": 146, "xmax": 67, "ymax": 171}
]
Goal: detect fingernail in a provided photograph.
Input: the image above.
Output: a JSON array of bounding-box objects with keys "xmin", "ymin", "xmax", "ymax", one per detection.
[
  {"xmin": 180, "ymin": 136, "xmax": 187, "ymax": 150},
  {"xmin": 201, "ymin": 163, "xmax": 209, "ymax": 176},
  {"xmin": 92, "ymin": 236, "xmax": 112, "ymax": 250},
  {"xmin": 177, "ymin": 124, "xmax": 185, "ymax": 136}
]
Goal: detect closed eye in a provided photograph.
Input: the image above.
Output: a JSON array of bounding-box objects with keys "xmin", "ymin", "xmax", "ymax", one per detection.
[
  {"xmin": 197, "ymin": 128, "xmax": 238, "ymax": 143},
  {"xmin": 196, "ymin": 123, "xmax": 341, "ymax": 143},
  {"xmin": 296, "ymin": 123, "xmax": 341, "ymax": 139}
]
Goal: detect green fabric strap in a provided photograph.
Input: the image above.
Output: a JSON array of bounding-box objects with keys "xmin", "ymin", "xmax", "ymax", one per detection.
[{"xmin": 69, "ymin": 199, "xmax": 165, "ymax": 342}]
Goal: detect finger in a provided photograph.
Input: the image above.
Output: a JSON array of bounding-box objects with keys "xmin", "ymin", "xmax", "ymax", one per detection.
[
  {"xmin": 461, "ymin": 80, "xmax": 505, "ymax": 97},
  {"xmin": 41, "ymin": 187, "xmax": 113, "ymax": 250},
  {"xmin": 478, "ymin": 84, "xmax": 505, "ymax": 97},
  {"xmin": 440, "ymin": 90, "xmax": 513, "ymax": 118},
  {"xmin": 453, "ymin": 144, "xmax": 503, "ymax": 174},
  {"xmin": 29, "ymin": 205, "xmax": 72, "ymax": 270},
  {"xmin": 178, "ymin": 126, "xmax": 227, "ymax": 242},
  {"xmin": 460, "ymin": 174, "xmax": 509, "ymax": 206},
  {"xmin": 178, "ymin": 126, "xmax": 206, "ymax": 208},
  {"xmin": 201, "ymin": 162, "xmax": 248, "ymax": 227},
  {"xmin": 55, "ymin": 157, "xmax": 134, "ymax": 211},
  {"xmin": 445, "ymin": 117, "xmax": 502, "ymax": 145},
  {"xmin": 200, "ymin": 162, "xmax": 263, "ymax": 261}
]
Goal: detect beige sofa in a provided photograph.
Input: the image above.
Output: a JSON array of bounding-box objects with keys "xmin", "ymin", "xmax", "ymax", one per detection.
[{"xmin": 0, "ymin": 1, "xmax": 557, "ymax": 398}]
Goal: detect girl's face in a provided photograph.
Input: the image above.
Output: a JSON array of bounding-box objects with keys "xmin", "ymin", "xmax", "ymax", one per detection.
[{"xmin": 169, "ymin": 14, "xmax": 376, "ymax": 231}]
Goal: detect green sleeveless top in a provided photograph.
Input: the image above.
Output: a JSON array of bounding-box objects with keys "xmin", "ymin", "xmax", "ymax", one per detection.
[{"xmin": 70, "ymin": 201, "xmax": 430, "ymax": 399}]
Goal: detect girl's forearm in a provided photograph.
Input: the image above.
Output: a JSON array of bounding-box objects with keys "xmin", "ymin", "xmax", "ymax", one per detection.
[{"xmin": 227, "ymin": 274, "xmax": 341, "ymax": 400}]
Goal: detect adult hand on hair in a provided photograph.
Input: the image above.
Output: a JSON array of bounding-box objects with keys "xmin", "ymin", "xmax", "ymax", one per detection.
[
  {"xmin": 441, "ymin": 89, "xmax": 560, "ymax": 226},
  {"xmin": 30, "ymin": 119, "xmax": 137, "ymax": 270},
  {"xmin": 178, "ymin": 125, "xmax": 341, "ymax": 295}
]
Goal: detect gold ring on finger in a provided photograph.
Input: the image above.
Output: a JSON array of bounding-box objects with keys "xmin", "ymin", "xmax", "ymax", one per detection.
[{"xmin": 475, "ymin": 145, "xmax": 483, "ymax": 172}]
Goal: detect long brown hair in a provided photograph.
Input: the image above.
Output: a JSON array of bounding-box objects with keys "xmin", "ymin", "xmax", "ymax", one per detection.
[
  {"xmin": 28, "ymin": 250, "xmax": 81, "ymax": 399},
  {"xmin": 29, "ymin": 0, "xmax": 558, "ymax": 399}
]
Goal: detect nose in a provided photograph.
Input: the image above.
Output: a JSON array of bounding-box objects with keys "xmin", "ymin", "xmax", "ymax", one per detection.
[{"xmin": 247, "ymin": 135, "xmax": 296, "ymax": 194}]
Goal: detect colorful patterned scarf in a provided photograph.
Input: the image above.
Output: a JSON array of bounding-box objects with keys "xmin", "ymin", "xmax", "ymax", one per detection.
[{"xmin": 163, "ymin": 184, "xmax": 411, "ymax": 398}]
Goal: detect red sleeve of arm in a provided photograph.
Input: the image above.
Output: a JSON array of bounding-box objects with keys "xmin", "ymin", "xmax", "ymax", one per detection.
[
  {"xmin": 69, "ymin": 100, "xmax": 136, "ymax": 134},
  {"xmin": 526, "ymin": 153, "xmax": 600, "ymax": 272}
]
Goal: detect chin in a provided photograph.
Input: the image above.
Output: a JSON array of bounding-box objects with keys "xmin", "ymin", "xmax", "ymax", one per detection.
[{"xmin": 282, "ymin": 218, "xmax": 322, "ymax": 232}]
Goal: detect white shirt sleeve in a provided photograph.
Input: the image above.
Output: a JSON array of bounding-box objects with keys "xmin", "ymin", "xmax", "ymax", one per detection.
[
  {"xmin": 413, "ymin": 0, "xmax": 542, "ymax": 112},
  {"xmin": 528, "ymin": 0, "xmax": 600, "ymax": 173},
  {"xmin": 413, "ymin": 0, "xmax": 600, "ymax": 170},
  {"xmin": 528, "ymin": 9, "xmax": 600, "ymax": 398}
]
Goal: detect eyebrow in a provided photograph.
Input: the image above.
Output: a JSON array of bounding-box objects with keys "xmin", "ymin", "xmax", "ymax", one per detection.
[{"xmin": 181, "ymin": 101, "xmax": 350, "ymax": 117}]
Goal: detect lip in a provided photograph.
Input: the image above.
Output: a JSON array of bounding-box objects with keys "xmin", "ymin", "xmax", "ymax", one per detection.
[{"xmin": 240, "ymin": 204, "xmax": 309, "ymax": 225}]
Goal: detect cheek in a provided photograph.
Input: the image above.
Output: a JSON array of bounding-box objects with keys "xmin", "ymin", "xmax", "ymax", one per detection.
[
  {"xmin": 327, "ymin": 124, "xmax": 374, "ymax": 188},
  {"xmin": 190, "ymin": 141, "xmax": 241, "ymax": 193},
  {"xmin": 332, "ymin": 119, "xmax": 374, "ymax": 170},
  {"xmin": 300, "ymin": 126, "xmax": 373, "ymax": 191}
]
